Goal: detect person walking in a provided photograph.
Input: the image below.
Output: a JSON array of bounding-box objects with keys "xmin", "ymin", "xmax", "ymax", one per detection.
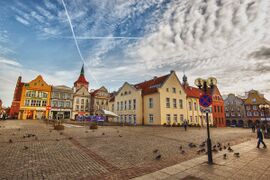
[
  {"xmin": 184, "ymin": 120, "xmax": 188, "ymax": 131},
  {"xmin": 257, "ymin": 126, "xmax": 267, "ymax": 149},
  {"xmin": 252, "ymin": 124, "xmax": 255, "ymax": 133}
]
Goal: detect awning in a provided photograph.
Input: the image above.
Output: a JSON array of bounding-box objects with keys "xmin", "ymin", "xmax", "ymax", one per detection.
[{"xmin": 98, "ymin": 109, "xmax": 119, "ymax": 117}]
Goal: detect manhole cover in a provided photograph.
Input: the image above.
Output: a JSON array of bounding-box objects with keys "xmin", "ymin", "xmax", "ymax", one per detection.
[{"xmin": 181, "ymin": 175, "xmax": 203, "ymax": 180}]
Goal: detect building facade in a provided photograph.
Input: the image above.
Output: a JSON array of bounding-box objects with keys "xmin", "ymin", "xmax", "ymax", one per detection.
[
  {"xmin": 109, "ymin": 71, "xmax": 188, "ymax": 125},
  {"xmin": 90, "ymin": 86, "xmax": 110, "ymax": 115},
  {"xmin": 224, "ymin": 94, "xmax": 246, "ymax": 127},
  {"xmin": 210, "ymin": 86, "xmax": 226, "ymax": 127},
  {"xmin": 72, "ymin": 65, "xmax": 91, "ymax": 119},
  {"xmin": 10, "ymin": 76, "xmax": 24, "ymax": 119},
  {"xmin": 182, "ymin": 75, "xmax": 213, "ymax": 126},
  {"xmin": 18, "ymin": 75, "xmax": 51, "ymax": 120},
  {"xmin": 243, "ymin": 90, "xmax": 270, "ymax": 127},
  {"xmin": 50, "ymin": 85, "xmax": 73, "ymax": 120}
]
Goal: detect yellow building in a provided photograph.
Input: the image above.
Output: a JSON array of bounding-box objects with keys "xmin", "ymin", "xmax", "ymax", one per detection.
[
  {"xmin": 182, "ymin": 75, "xmax": 213, "ymax": 126},
  {"xmin": 18, "ymin": 75, "xmax": 52, "ymax": 120},
  {"xmin": 109, "ymin": 71, "xmax": 188, "ymax": 125}
]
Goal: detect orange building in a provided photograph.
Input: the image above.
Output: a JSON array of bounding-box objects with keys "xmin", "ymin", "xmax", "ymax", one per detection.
[
  {"xmin": 10, "ymin": 76, "xmax": 25, "ymax": 119},
  {"xmin": 210, "ymin": 86, "xmax": 226, "ymax": 127},
  {"xmin": 18, "ymin": 75, "xmax": 52, "ymax": 120}
]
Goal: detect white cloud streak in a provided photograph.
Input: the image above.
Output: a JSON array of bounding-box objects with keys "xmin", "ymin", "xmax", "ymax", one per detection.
[{"xmin": 61, "ymin": 0, "xmax": 100, "ymax": 87}]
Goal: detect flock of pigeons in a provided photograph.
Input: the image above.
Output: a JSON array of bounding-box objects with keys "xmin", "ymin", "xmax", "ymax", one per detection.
[{"xmin": 153, "ymin": 141, "xmax": 240, "ymax": 160}]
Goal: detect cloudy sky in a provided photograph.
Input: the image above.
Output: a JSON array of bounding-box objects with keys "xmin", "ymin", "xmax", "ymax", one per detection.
[{"xmin": 0, "ymin": 0, "xmax": 270, "ymax": 106}]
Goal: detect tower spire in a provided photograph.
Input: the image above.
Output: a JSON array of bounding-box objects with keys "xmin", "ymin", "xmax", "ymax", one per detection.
[{"xmin": 80, "ymin": 64, "xmax": 84, "ymax": 75}]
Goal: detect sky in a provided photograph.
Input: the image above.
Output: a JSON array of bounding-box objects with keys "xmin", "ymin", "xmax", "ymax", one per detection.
[{"xmin": 0, "ymin": 0, "xmax": 270, "ymax": 106}]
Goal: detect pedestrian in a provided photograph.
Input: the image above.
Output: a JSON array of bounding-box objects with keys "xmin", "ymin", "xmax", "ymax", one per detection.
[
  {"xmin": 252, "ymin": 124, "xmax": 255, "ymax": 133},
  {"xmin": 257, "ymin": 126, "xmax": 267, "ymax": 149},
  {"xmin": 184, "ymin": 120, "xmax": 188, "ymax": 131}
]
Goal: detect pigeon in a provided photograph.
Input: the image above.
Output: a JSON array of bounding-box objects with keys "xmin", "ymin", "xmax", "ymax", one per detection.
[
  {"xmin": 23, "ymin": 136, "xmax": 26, "ymax": 139},
  {"xmin": 181, "ymin": 150, "xmax": 186, "ymax": 154},
  {"xmin": 102, "ymin": 133, "xmax": 105, "ymax": 135},
  {"xmin": 24, "ymin": 146, "xmax": 28, "ymax": 150},
  {"xmin": 27, "ymin": 134, "xmax": 32, "ymax": 138},
  {"xmin": 68, "ymin": 137, "xmax": 73, "ymax": 140},
  {"xmin": 179, "ymin": 145, "xmax": 183, "ymax": 150},
  {"xmin": 153, "ymin": 149, "xmax": 158, "ymax": 153},
  {"xmin": 12, "ymin": 133, "xmax": 16, "ymax": 136},
  {"xmin": 18, "ymin": 128, "xmax": 21, "ymax": 131},
  {"xmin": 212, "ymin": 148, "xmax": 218, "ymax": 153},
  {"xmin": 227, "ymin": 143, "xmax": 230, "ymax": 146},
  {"xmin": 219, "ymin": 147, "xmax": 223, "ymax": 151},
  {"xmin": 59, "ymin": 132, "xmax": 63, "ymax": 135},
  {"xmin": 31, "ymin": 134, "xmax": 36, "ymax": 137},
  {"xmin": 223, "ymin": 154, "xmax": 227, "ymax": 159},
  {"xmin": 155, "ymin": 154, "xmax": 161, "ymax": 160},
  {"xmin": 217, "ymin": 142, "xmax": 221, "ymax": 147},
  {"xmin": 213, "ymin": 145, "xmax": 217, "ymax": 149},
  {"xmin": 85, "ymin": 131, "xmax": 88, "ymax": 133},
  {"xmin": 56, "ymin": 139, "xmax": 60, "ymax": 141},
  {"xmin": 234, "ymin": 152, "xmax": 240, "ymax": 157},
  {"xmin": 228, "ymin": 147, "xmax": 234, "ymax": 152},
  {"xmin": 49, "ymin": 130, "xmax": 52, "ymax": 133},
  {"xmin": 199, "ymin": 142, "xmax": 205, "ymax": 148},
  {"xmin": 119, "ymin": 135, "xmax": 122, "ymax": 137},
  {"xmin": 223, "ymin": 146, "xmax": 227, "ymax": 150},
  {"xmin": 9, "ymin": 139, "xmax": 13, "ymax": 143}
]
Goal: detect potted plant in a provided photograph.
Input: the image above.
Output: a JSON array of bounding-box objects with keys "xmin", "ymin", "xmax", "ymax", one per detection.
[{"xmin": 90, "ymin": 121, "xmax": 98, "ymax": 129}]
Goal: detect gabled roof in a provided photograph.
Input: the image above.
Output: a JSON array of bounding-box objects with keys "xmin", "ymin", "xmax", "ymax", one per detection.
[
  {"xmin": 90, "ymin": 86, "xmax": 108, "ymax": 96},
  {"xmin": 184, "ymin": 86, "xmax": 203, "ymax": 98},
  {"xmin": 134, "ymin": 74, "xmax": 170, "ymax": 96}
]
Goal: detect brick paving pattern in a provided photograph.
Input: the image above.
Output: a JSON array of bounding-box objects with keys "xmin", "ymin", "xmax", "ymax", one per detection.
[{"xmin": 0, "ymin": 120, "xmax": 256, "ymax": 179}]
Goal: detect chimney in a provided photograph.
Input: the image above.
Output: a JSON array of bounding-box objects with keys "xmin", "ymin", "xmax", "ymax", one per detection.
[
  {"xmin": 170, "ymin": 70, "xmax": 175, "ymax": 74},
  {"xmin": 153, "ymin": 76, "xmax": 157, "ymax": 79}
]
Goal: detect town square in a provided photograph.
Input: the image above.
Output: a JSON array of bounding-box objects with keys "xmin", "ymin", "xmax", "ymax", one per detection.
[{"xmin": 0, "ymin": 0, "xmax": 270, "ymax": 179}]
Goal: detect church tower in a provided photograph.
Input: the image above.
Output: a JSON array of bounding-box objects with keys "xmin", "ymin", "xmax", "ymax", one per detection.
[{"xmin": 74, "ymin": 64, "xmax": 89, "ymax": 91}]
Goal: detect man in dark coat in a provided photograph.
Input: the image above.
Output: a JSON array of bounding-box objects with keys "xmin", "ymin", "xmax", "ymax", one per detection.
[{"xmin": 257, "ymin": 127, "xmax": 267, "ymax": 149}]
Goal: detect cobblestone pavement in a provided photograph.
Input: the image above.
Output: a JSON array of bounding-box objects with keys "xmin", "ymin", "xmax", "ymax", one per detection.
[
  {"xmin": 133, "ymin": 139, "xmax": 270, "ymax": 180},
  {"xmin": 0, "ymin": 120, "xmax": 256, "ymax": 179}
]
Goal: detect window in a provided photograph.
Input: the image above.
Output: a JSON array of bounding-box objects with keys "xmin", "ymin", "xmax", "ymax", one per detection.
[
  {"xmin": 189, "ymin": 102, "xmax": 192, "ymax": 111},
  {"xmin": 52, "ymin": 100, "xmax": 57, "ymax": 107},
  {"xmin": 252, "ymin": 98, "xmax": 256, "ymax": 103},
  {"xmin": 214, "ymin": 106, "xmax": 217, "ymax": 112},
  {"xmin": 173, "ymin": 99, "xmax": 177, "ymax": 108},
  {"xmin": 149, "ymin": 114, "xmax": 154, "ymax": 123},
  {"xmin": 133, "ymin": 115, "xmax": 136, "ymax": 124},
  {"xmin": 129, "ymin": 115, "xmax": 132, "ymax": 123},
  {"xmin": 166, "ymin": 98, "xmax": 170, "ymax": 108},
  {"xmin": 149, "ymin": 98, "xmax": 153, "ymax": 108},
  {"xmin": 59, "ymin": 101, "xmax": 64, "ymax": 107},
  {"xmin": 166, "ymin": 114, "xmax": 171, "ymax": 124},
  {"xmin": 133, "ymin": 99, "xmax": 136, "ymax": 110},
  {"xmin": 195, "ymin": 116, "xmax": 198, "ymax": 123},
  {"xmin": 26, "ymin": 91, "xmax": 31, "ymax": 97},
  {"xmin": 24, "ymin": 99, "xmax": 30, "ymax": 106},
  {"xmin": 221, "ymin": 107, "xmax": 223, "ymax": 113},
  {"xmin": 60, "ymin": 93, "xmax": 65, "ymax": 99},
  {"xmin": 31, "ymin": 91, "xmax": 36, "ymax": 97},
  {"xmin": 76, "ymin": 98, "xmax": 79, "ymax": 104},
  {"xmin": 180, "ymin": 114, "xmax": 184, "ymax": 122},
  {"xmin": 194, "ymin": 102, "xmax": 197, "ymax": 111},
  {"xmin": 179, "ymin": 90, "xmax": 182, "ymax": 94},
  {"xmin": 238, "ymin": 113, "xmax": 241, "ymax": 117},
  {"xmin": 36, "ymin": 100, "xmax": 41, "ymax": 107},
  {"xmin": 65, "ymin": 101, "xmax": 70, "ymax": 108},
  {"xmin": 124, "ymin": 101, "xmax": 127, "ymax": 110},
  {"xmin": 76, "ymin": 105, "xmax": 79, "ymax": 111},
  {"xmin": 253, "ymin": 105, "xmax": 257, "ymax": 110},
  {"xmin": 121, "ymin": 101, "xmax": 123, "ymax": 110},
  {"xmin": 247, "ymin": 111, "xmax": 252, "ymax": 116},
  {"xmin": 43, "ymin": 92, "xmax": 48, "ymax": 98},
  {"xmin": 217, "ymin": 106, "xmax": 220, "ymax": 112},
  {"xmin": 112, "ymin": 104, "xmax": 115, "ymax": 112},
  {"xmin": 81, "ymin": 99, "xmax": 84, "ymax": 104},
  {"xmin": 226, "ymin": 113, "xmax": 230, "ymax": 117},
  {"xmin": 190, "ymin": 116, "xmax": 193, "ymax": 122},
  {"xmin": 261, "ymin": 112, "xmax": 264, "ymax": 116},
  {"xmin": 246, "ymin": 105, "xmax": 250, "ymax": 110},
  {"xmin": 166, "ymin": 88, "xmax": 169, "ymax": 92},
  {"xmin": 179, "ymin": 99, "xmax": 183, "ymax": 109},
  {"xmin": 124, "ymin": 115, "xmax": 127, "ymax": 123},
  {"xmin": 117, "ymin": 102, "xmax": 119, "ymax": 111},
  {"xmin": 172, "ymin": 87, "xmax": 176, "ymax": 93},
  {"xmin": 31, "ymin": 100, "xmax": 36, "ymax": 106},
  {"xmin": 128, "ymin": 100, "xmax": 132, "ymax": 110},
  {"xmin": 174, "ymin": 114, "xmax": 177, "ymax": 123},
  {"xmin": 253, "ymin": 112, "xmax": 259, "ymax": 116}
]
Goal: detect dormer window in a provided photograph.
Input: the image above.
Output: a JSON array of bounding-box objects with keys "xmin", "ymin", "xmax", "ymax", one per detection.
[{"xmin": 252, "ymin": 98, "xmax": 256, "ymax": 103}]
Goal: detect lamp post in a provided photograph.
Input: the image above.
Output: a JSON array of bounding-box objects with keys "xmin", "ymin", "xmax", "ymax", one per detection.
[
  {"xmin": 259, "ymin": 104, "xmax": 270, "ymax": 123},
  {"xmin": 195, "ymin": 77, "xmax": 217, "ymax": 165}
]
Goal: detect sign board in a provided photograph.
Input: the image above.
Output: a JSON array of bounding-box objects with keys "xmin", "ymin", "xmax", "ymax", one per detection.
[
  {"xmin": 46, "ymin": 106, "xmax": 51, "ymax": 110},
  {"xmin": 199, "ymin": 94, "xmax": 212, "ymax": 108},
  {"xmin": 200, "ymin": 107, "xmax": 212, "ymax": 113}
]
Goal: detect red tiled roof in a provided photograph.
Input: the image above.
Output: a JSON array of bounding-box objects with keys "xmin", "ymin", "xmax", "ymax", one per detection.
[
  {"xmin": 184, "ymin": 86, "xmax": 203, "ymax": 98},
  {"xmin": 134, "ymin": 74, "xmax": 170, "ymax": 95},
  {"xmin": 74, "ymin": 75, "xmax": 89, "ymax": 85}
]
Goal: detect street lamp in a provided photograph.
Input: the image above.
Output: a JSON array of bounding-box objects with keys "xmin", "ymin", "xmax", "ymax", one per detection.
[
  {"xmin": 195, "ymin": 77, "xmax": 217, "ymax": 165},
  {"xmin": 259, "ymin": 104, "xmax": 270, "ymax": 123}
]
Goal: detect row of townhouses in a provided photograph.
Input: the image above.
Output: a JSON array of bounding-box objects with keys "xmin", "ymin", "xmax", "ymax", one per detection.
[
  {"xmin": 224, "ymin": 91, "xmax": 270, "ymax": 127},
  {"xmin": 9, "ymin": 65, "xmax": 110, "ymax": 120},
  {"xmin": 108, "ymin": 71, "xmax": 226, "ymax": 127}
]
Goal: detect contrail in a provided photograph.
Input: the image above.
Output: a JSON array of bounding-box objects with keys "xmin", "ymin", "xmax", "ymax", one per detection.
[
  {"xmin": 61, "ymin": 0, "xmax": 100, "ymax": 87},
  {"xmin": 74, "ymin": 36, "xmax": 143, "ymax": 40}
]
